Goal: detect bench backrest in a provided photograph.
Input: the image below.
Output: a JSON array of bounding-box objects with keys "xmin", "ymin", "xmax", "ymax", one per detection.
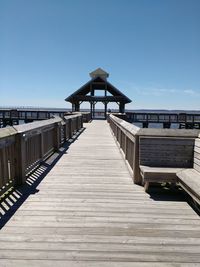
[
  {"xmin": 139, "ymin": 137, "xmax": 194, "ymax": 168},
  {"xmin": 194, "ymin": 138, "xmax": 200, "ymax": 173}
]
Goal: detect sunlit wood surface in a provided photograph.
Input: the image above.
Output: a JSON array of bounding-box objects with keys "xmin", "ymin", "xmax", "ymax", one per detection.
[{"xmin": 0, "ymin": 120, "xmax": 200, "ymax": 266}]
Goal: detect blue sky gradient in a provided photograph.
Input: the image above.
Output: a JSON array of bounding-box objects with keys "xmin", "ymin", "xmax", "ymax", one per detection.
[{"xmin": 0, "ymin": 0, "xmax": 199, "ymax": 110}]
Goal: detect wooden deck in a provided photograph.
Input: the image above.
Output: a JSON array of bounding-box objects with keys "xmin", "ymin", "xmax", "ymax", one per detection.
[{"xmin": 0, "ymin": 120, "xmax": 200, "ymax": 266}]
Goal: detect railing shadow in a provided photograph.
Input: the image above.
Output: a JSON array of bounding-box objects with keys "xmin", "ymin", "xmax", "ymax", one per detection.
[{"xmin": 0, "ymin": 127, "xmax": 85, "ymax": 229}]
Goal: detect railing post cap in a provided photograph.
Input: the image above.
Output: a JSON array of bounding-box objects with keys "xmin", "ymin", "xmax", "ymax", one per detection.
[{"xmin": 0, "ymin": 127, "xmax": 18, "ymax": 139}]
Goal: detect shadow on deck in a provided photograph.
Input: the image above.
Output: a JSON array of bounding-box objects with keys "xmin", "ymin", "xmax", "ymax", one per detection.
[
  {"xmin": 0, "ymin": 128, "xmax": 85, "ymax": 229},
  {"xmin": 148, "ymin": 184, "xmax": 200, "ymax": 215}
]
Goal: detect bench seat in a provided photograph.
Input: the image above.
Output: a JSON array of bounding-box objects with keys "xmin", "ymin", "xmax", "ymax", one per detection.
[
  {"xmin": 177, "ymin": 169, "xmax": 200, "ymax": 205},
  {"xmin": 140, "ymin": 165, "xmax": 183, "ymax": 183},
  {"xmin": 139, "ymin": 136, "xmax": 199, "ymax": 194},
  {"xmin": 140, "ymin": 165, "xmax": 184, "ymax": 192}
]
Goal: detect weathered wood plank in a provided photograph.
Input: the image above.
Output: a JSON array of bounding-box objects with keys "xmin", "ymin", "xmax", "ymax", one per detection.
[
  {"xmin": 1, "ymin": 249, "xmax": 200, "ymax": 262},
  {"xmin": 0, "ymin": 260, "xmax": 198, "ymax": 267},
  {"xmin": 8, "ymin": 215, "xmax": 200, "ymax": 227},
  {"xmin": 4, "ymin": 210, "xmax": 198, "ymax": 219},
  {"xmin": 3, "ymin": 225, "xmax": 200, "ymax": 238},
  {"xmin": 1, "ymin": 233, "xmax": 200, "ymax": 245},
  {"xmin": 0, "ymin": 241, "xmax": 200, "ymax": 254}
]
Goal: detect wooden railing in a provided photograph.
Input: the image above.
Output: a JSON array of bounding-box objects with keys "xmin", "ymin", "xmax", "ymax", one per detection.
[
  {"xmin": 109, "ymin": 114, "xmax": 200, "ymax": 185},
  {"xmin": 109, "ymin": 114, "xmax": 141, "ymax": 183},
  {"xmin": 80, "ymin": 112, "xmax": 92, "ymax": 122},
  {"xmin": 0, "ymin": 114, "xmax": 83, "ymax": 197}
]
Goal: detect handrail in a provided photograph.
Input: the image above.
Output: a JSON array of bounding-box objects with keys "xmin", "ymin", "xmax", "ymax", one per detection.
[
  {"xmin": 0, "ymin": 114, "xmax": 83, "ymax": 197},
  {"xmin": 109, "ymin": 114, "xmax": 200, "ymax": 185},
  {"xmin": 109, "ymin": 114, "xmax": 141, "ymax": 183}
]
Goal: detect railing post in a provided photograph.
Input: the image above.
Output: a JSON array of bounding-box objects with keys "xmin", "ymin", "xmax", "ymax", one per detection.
[
  {"xmin": 15, "ymin": 133, "xmax": 27, "ymax": 185},
  {"xmin": 40, "ymin": 132, "xmax": 44, "ymax": 159},
  {"xmin": 81, "ymin": 116, "xmax": 83, "ymax": 129},
  {"xmin": 133, "ymin": 134, "xmax": 142, "ymax": 185},
  {"xmin": 73, "ymin": 118, "xmax": 75, "ymax": 133},
  {"xmin": 76, "ymin": 117, "xmax": 79, "ymax": 131},
  {"xmin": 54, "ymin": 122, "xmax": 61, "ymax": 151},
  {"xmin": 63, "ymin": 121, "xmax": 67, "ymax": 142},
  {"xmin": 119, "ymin": 129, "xmax": 122, "ymax": 147},
  {"xmin": 124, "ymin": 135, "xmax": 127, "ymax": 159},
  {"xmin": 68, "ymin": 119, "xmax": 72, "ymax": 139},
  {"xmin": 78, "ymin": 116, "xmax": 81, "ymax": 130},
  {"xmin": 78, "ymin": 116, "xmax": 82, "ymax": 130}
]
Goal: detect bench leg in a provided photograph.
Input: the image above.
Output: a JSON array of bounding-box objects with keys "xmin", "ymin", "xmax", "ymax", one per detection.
[{"xmin": 144, "ymin": 182, "xmax": 150, "ymax": 193}]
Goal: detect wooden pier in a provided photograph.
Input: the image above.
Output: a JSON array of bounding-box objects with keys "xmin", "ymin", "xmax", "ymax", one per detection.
[
  {"xmin": 1, "ymin": 107, "xmax": 200, "ymax": 129},
  {"xmin": 126, "ymin": 111, "xmax": 200, "ymax": 129},
  {"xmin": 0, "ymin": 108, "xmax": 92, "ymax": 128},
  {"xmin": 0, "ymin": 108, "xmax": 68, "ymax": 127},
  {"xmin": 0, "ymin": 120, "xmax": 200, "ymax": 266}
]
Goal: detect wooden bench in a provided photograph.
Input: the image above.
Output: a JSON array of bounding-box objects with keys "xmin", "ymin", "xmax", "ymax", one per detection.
[
  {"xmin": 139, "ymin": 137, "xmax": 194, "ymax": 192},
  {"xmin": 177, "ymin": 137, "xmax": 200, "ymax": 205},
  {"xmin": 140, "ymin": 166, "xmax": 183, "ymax": 192}
]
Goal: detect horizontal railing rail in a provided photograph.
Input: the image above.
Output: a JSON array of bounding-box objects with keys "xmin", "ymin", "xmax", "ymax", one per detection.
[
  {"xmin": 109, "ymin": 114, "xmax": 200, "ymax": 185},
  {"xmin": 0, "ymin": 114, "xmax": 83, "ymax": 197}
]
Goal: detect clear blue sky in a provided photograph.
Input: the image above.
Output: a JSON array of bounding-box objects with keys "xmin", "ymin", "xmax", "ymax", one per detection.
[{"xmin": 0, "ymin": 0, "xmax": 199, "ymax": 110}]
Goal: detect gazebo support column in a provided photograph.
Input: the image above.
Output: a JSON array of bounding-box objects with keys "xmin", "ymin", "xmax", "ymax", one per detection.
[
  {"xmin": 119, "ymin": 102, "xmax": 125, "ymax": 113},
  {"xmin": 92, "ymin": 102, "xmax": 96, "ymax": 118},
  {"xmin": 74, "ymin": 102, "xmax": 80, "ymax": 112},
  {"xmin": 104, "ymin": 102, "xmax": 108, "ymax": 119},
  {"xmin": 72, "ymin": 103, "xmax": 75, "ymax": 112},
  {"xmin": 90, "ymin": 102, "xmax": 93, "ymax": 119}
]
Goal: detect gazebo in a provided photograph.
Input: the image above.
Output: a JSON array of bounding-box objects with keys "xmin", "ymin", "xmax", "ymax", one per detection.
[{"xmin": 65, "ymin": 68, "xmax": 132, "ymax": 119}]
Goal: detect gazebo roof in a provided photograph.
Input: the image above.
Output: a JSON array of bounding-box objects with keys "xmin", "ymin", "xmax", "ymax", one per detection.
[
  {"xmin": 89, "ymin": 68, "xmax": 109, "ymax": 79},
  {"xmin": 65, "ymin": 69, "xmax": 132, "ymax": 104}
]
